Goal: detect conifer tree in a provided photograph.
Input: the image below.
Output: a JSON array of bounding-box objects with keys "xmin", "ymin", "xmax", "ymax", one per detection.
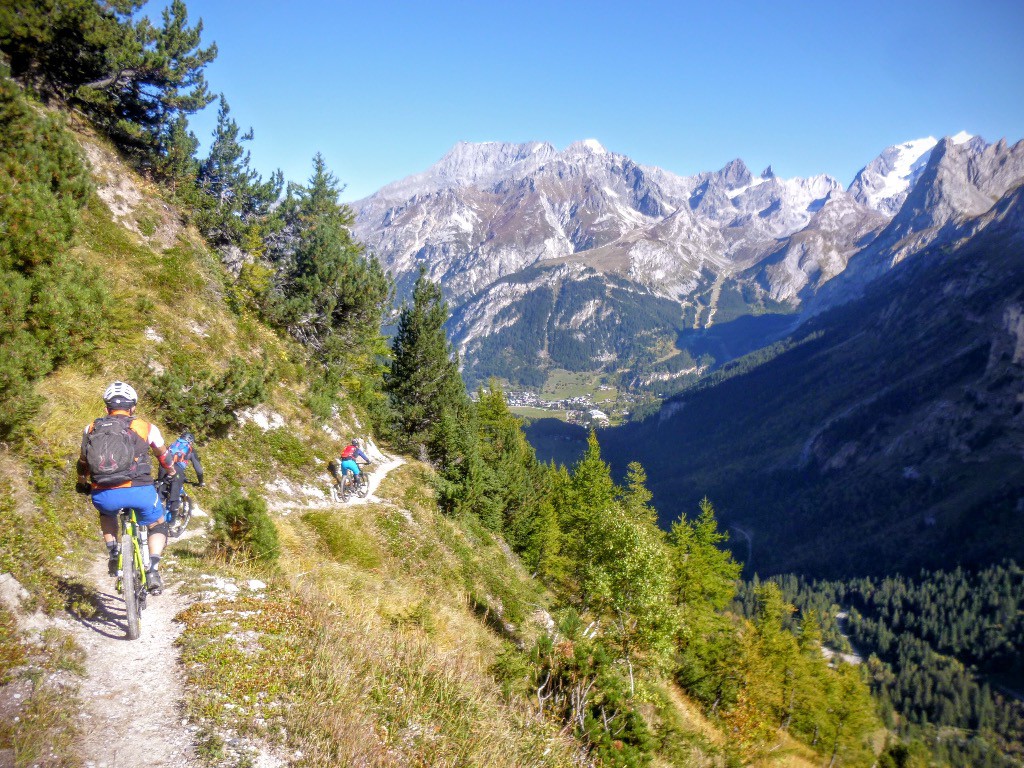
[
  {"xmin": 154, "ymin": 111, "xmax": 199, "ymax": 191},
  {"xmin": 102, "ymin": 0, "xmax": 217, "ymax": 164},
  {"xmin": 383, "ymin": 267, "xmax": 465, "ymax": 455},
  {"xmin": 474, "ymin": 381, "xmax": 556, "ymax": 542},
  {"xmin": 668, "ymin": 497, "xmax": 741, "ymax": 610},
  {"xmin": 272, "ymin": 154, "xmax": 391, "ymax": 411},
  {"xmin": 823, "ymin": 663, "xmax": 878, "ymax": 768},
  {"xmin": 196, "ymin": 95, "xmax": 283, "ymax": 250},
  {"xmin": 0, "ymin": 0, "xmax": 217, "ymax": 168},
  {"xmin": 620, "ymin": 461, "xmax": 658, "ymax": 526},
  {"xmin": 0, "ymin": 70, "xmax": 107, "ymax": 439},
  {"xmin": 0, "ymin": 0, "xmax": 142, "ymax": 103},
  {"xmin": 559, "ymin": 431, "xmax": 617, "ymax": 557}
]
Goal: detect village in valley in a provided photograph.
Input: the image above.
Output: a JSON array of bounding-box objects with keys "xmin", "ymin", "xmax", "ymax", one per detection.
[{"xmin": 497, "ymin": 380, "xmax": 648, "ymax": 427}]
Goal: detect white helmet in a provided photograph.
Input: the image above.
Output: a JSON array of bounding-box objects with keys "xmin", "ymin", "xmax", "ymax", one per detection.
[{"xmin": 103, "ymin": 381, "xmax": 138, "ymax": 408}]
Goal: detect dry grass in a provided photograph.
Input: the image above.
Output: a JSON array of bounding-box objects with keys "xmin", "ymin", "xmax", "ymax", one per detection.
[
  {"xmin": 176, "ymin": 463, "xmax": 586, "ymax": 767},
  {"xmin": 0, "ymin": 609, "xmax": 85, "ymax": 767}
]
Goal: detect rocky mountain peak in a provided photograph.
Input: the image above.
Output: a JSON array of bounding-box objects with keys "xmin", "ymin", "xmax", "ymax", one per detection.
[
  {"xmin": 715, "ymin": 158, "xmax": 753, "ymax": 190},
  {"xmin": 564, "ymin": 138, "xmax": 608, "ymax": 156},
  {"xmin": 848, "ymin": 136, "xmax": 938, "ymax": 215},
  {"xmin": 433, "ymin": 140, "xmax": 556, "ymax": 185},
  {"xmin": 881, "ymin": 133, "xmax": 1024, "ymax": 244},
  {"xmin": 352, "ymin": 133, "xmax": 1024, "ymax": 391}
]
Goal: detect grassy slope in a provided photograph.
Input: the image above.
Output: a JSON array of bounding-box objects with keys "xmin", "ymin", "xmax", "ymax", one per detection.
[
  {"xmin": 0, "ymin": 121, "xmax": 574, "ymax": 766},
  {"xmin": 0, "ymin": 121, "xmax": 825, "ymax": 768},
  {"xmin": 0, "ymin": 122, "xmax": 590, "ymax": 766}
]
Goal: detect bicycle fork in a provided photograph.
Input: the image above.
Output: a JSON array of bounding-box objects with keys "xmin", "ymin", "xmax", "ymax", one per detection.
[{"xmin": 117, "ymin": 521, "xmax": 151, "ymax": 592}]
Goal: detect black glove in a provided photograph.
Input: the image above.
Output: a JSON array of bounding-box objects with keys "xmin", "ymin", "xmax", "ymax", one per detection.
[{"xmin": 75, "ymin": 481, "xmax": 91, "ymax": 495}]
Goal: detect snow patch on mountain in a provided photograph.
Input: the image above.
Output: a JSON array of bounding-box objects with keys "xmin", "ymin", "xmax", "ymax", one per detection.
[
  {"xmin": 352, "ymin": 132, "xmax": 1024, "ymax": 385},
  {"xmin": 848, "ymin": 137, "xmax": 938, "ymax": 215}
]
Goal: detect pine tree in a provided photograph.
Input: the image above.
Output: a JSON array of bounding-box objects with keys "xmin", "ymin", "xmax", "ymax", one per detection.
[
  {"xmin": 667, "ymin": 497, "xmax": 741, "ymax": 610},
  {"xmin": 0, "ymin": 70, "xmax": 108, "ymax": 439},
  {"xmin": 272, "ymin": 154, "xmax": 391, "ymax": 412},
  {"xmin": 474, "ymin": 380, "xmax": 554, "ymax": 541},
  {"xmin": 823, "ymin": 663, "xmax": 878, "ymax": 768},
  {"xmin": 104, "ymin": 0, "xmax": 217, "ymax": 165},
  {"xmin": 196, "ymin": 95, "xmax": 282, "ymax": 250},
  {"xmin": 620, "ymin": 461, "xmax": 658, "ymax": 526},
  {"xmin": 383, "ymin": 267, "xmax": 465, "ymax": 455},
  {"xmin": 0, "ymin": 0, "xmax": 142, "ymax": 104},
  {"xmin": 154, "ymin": 111, "xmax": 199, "ymax": 191},
  {"xmin": 558, "ymin": 431, "xmax": 618, "ymax": 556},
  {"xmin": 0, "ymin": 0, "xmax": 218, "ymax": 168}
]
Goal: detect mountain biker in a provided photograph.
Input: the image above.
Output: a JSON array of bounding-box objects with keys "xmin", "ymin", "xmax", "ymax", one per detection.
[
  {"xmin": 75, "ymin": 381, "xmax": 176, "ymax": 594},
  {"xmin": 330, "ymin": 437, "xmax": 372, "ymax": 486},
  {"xmin": 158, "ymin": 431, "xmax": 204, "ymax": 530}
]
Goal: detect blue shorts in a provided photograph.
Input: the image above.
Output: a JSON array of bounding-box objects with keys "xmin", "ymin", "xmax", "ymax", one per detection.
[
  {"xmin": 91, "ymin": 485, "xmax": 166, "ymax": 525},
  {"xmin": 341, "ymin": 459, "xmax": 360, "ymax": 476}
]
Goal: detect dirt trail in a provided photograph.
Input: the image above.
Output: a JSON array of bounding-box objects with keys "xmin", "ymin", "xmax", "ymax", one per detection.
[
  {"xmin": 66, "ymin": 454, "xmax": 405, "ymax": 766},
  {"xmin": 67, "ymin": 525, "xmax": 201, "ymax": 768},
  {"xmin": 345, "ymin": 456, "xmax": 405, "ymax": 506}
]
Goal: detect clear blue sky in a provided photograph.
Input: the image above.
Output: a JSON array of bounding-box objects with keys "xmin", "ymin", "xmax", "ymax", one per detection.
[{"xmin": 174, "ymin": 0, "xmax": 1024, "ymax": 202}]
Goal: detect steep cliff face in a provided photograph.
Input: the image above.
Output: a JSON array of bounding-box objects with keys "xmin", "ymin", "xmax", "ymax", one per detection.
[
  {"xmin": 354, "ymin": 134, "xmax": 1024, "ymax": 388},
  {"xmin": 599, "ymin": 186, "xmax": 1024, "ymax": 578}
]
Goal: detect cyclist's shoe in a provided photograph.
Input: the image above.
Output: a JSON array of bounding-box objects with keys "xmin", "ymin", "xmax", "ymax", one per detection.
[
  {"xmin": 107, "ymin": 550, "xmax": 120, "ymax": 576},
  {"xmin": 146, "ymin": 568, "xmax": 164, "ymax": 595}
]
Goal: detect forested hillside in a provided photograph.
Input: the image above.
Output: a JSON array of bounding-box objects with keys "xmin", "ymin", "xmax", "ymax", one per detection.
[
  {"xmin": 601, "ymin": 186, "xmax": 1024, "ymax": 579},
  {"xmin": 0, "ymin": 2, "xmax": 1002, "ymax": 767},
  {"xmin": 734, "ymin": 563, "xmax": 1024, "ymax": 767}
]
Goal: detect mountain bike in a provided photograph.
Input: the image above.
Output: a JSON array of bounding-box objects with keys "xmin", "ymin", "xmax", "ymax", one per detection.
[
  {"xmin": 115, "ymin": 508, "xmax": 151, "ymax": 640},
  {"xmin": 156, "ymin": 476, "xmax": 195, "ymax": 538},
  {"xmin": 331, "ymin": 464, "xmax": 371, "ymax": 502}
]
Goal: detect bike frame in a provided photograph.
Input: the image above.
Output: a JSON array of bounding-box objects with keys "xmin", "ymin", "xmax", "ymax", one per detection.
[
  {"xmin": 117, "ymin": 509, "xmax": 149, "ymax": 591},
  {"xmin": 331, "ymin": 460, "xmax": 370, "ymax": 502}
]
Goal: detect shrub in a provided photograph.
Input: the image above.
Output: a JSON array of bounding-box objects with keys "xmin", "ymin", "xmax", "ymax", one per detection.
[
  {"xmin": 210, "ymin": 490, "xmax": 279, "ymax": 565},
  {"xmin": 263, "ymin": 428, "xmax": 313, "ymax": 469},
  {"xmin": 0, "ymin": 69, "xmax": 108, "ymax": 441},
  {"xmin": 145, "ymin": 356, "xmax": 267, "ymax": 438}
]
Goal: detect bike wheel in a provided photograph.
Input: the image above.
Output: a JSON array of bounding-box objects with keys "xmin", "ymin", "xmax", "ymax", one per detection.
[
  {"xmin": 174, "ymin": 494, "xmax": 193, "ymax": 536},
  {"xmin": 357, "ymin": 473, "xmax": 370, "ymax": 498},
  {"xmin": 340, "ymin": 472, "xmax": 354, "ymax": 501},
  {"xmin": 121, "ymin": 532, "xmax": 141, "ymax": 640}
]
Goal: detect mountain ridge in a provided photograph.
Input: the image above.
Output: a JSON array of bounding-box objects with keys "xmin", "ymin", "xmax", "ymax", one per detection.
[
  {"xmin": 353, "ymin": 131, "xmax": 1024, "ymax": 391},
  {"xmin": 597, "ymin": 180, "xmax": 1024, "ymax": 578}
]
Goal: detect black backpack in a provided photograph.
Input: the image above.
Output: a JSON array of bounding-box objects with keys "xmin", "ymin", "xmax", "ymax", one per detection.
[{"xmin": 85, "ymin": 415, "xmax": 147, "ymax": 486}]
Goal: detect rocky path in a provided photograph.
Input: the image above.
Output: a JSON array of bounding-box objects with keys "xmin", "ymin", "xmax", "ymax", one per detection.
[
  {"xmin": 67, "ymin": 527, "xmax": 202, "ymax": 768},
  {"xmin": 345, "ymin": 455, "xmax": 405, "ymax": 506},
  {"xmin": 65, "ymin": 452, "xmax": 405, "ymax": 766}
]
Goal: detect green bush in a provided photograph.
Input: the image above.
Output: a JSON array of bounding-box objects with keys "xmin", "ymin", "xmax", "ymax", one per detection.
[
  {"xmin": 145, "ymin": 356, "xmax": 267, "ymax": 438},
  {"xmin": 210, "ymin": 490, "xmax": 279, "ymax": 565},
  {"xmin": 263, "ymin": 428, "xmax": 313, "ymax": 468},
  {"xmin": 0, "ymin": 69, "xmax": 108, "ymax": 441}
]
